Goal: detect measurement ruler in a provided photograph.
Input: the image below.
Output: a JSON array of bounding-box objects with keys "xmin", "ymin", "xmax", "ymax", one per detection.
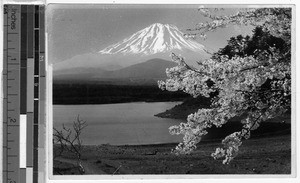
[{"xmin": 3, "ymin": 4, "xmax": 45, "ymax": 183}]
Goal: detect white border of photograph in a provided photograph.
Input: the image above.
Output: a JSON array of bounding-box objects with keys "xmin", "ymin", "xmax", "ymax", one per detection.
[{"xmin": 0, "ymin": 0, "xmax": 299, "ymax": 183}]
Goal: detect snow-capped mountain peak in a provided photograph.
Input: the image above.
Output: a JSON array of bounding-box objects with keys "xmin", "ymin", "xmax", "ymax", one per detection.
[{"xmin": 99, "ymin": 23, "xmax": 207, "ymax": 55}]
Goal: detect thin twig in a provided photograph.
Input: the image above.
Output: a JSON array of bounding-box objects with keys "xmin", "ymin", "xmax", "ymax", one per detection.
[{"xmin": 113, "ymin": 165, "xmax": 122, "ymax": 175}]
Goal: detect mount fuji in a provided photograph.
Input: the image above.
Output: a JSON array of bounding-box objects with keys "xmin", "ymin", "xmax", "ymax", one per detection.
[
  {"xmin": 54, "ymin": 23, "xmax": 210, "ymax": 82},
  {"xmin": 99, "ymin": 23, "xmax": 207, "ymax": 55}
]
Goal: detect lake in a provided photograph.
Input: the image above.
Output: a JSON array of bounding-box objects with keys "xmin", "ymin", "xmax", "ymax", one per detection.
[{"xmin": 53, "ymin": 102, "xmax": 183, "ymax": 145}]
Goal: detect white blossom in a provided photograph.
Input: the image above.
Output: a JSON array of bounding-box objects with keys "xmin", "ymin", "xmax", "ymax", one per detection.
[{"xmin": 159, "ymin": 8, "xmax": 291, "ymax": 164}]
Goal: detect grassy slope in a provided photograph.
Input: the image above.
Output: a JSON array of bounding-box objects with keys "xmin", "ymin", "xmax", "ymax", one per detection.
[{"xmin": 53, "ymin": 134, "xmax": 291, "ymax": 175}]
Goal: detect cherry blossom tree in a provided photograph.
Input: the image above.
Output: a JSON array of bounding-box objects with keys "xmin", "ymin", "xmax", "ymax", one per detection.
[{"xmin": 158, "ymin": 7, "xmax": 291, "ymax": 164}]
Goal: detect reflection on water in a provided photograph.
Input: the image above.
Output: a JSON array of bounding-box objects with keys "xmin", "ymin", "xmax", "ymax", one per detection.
[{"xmin": 53, "ymin": 102, "xmax": 183, "ymax": 145}]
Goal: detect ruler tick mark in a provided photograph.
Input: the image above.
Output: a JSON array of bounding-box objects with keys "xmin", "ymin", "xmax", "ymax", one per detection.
[
  {"xmin": 4, "ymin": 5, "xmax": 46, "ymax": 182},
  {"xmin": 3, "ymin": 170, "xmax": 15, "ymax": 172},
  {"xmin": 7, "ymin": 155, "xmax": 18, "ymax": 157}
]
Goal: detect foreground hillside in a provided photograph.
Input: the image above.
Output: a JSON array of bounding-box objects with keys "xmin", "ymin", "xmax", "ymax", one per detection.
[{"xmin": 54, "ymin": 133, "xmax": 291, "ymax": 175}]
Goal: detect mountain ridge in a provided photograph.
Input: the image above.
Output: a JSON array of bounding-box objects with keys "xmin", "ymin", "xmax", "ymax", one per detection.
[
  {"xmin": 54, "ymin": 58, "xmax": 177, "ymax": 84},
  {"xmin": 94, "ymin": 58, "xmax": 177, "ymax": 79}
]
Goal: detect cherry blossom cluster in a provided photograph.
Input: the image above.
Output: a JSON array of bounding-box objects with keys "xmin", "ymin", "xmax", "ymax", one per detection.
[
  {"xmin": 158, "ymin": 8, "xmax": 291, "ymax": 164},
  {"xmin": 211, "ymin": 132, "xmax": 242, "ymax": 164}
]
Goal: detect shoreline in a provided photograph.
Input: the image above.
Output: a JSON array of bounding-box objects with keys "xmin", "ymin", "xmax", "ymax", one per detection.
[{"xmin": 53, "ymin": 100, "xmax": 183, "ymax": 106}]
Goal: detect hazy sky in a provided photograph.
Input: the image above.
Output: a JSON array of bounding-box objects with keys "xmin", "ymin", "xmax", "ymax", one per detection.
[{"xmin": 47, "ymin": 4, "xmax": 253, "ymax": 64}]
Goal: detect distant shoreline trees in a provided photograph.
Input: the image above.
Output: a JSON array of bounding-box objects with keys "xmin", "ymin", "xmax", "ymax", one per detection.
[{"xmin": 158, "ymin": 8, "xmax": 291, "ymax": 164}]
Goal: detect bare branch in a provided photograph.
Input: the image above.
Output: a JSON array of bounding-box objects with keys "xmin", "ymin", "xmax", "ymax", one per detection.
[{"xmin": 53, "ymin": 115, "xmax": 88, "ymax": 174}]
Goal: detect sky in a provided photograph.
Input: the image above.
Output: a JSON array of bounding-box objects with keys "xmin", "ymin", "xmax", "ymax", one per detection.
[{"xmin": 47, "ymin": 4, "xmax": 254, "ymax": 64}]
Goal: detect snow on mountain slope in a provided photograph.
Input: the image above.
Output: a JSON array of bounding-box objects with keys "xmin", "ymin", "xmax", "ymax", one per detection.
[
  {"xmin": 54, "ymin": 23, "xmax": 210, "ymax": 73},
  {"xmin": 99, "ymin": 23, "xmax": 208, "ymax": 55}
]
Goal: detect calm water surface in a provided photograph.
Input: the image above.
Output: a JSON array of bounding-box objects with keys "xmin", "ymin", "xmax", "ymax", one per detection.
[{"xmin": 53, "ymin": 102, "xmax": 183, "ymax": 145}]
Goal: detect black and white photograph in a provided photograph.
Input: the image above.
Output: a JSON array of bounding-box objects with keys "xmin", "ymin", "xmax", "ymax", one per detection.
[{"xmin": 48, "ymin": 4, "xmax": 292, "ymax": 175}]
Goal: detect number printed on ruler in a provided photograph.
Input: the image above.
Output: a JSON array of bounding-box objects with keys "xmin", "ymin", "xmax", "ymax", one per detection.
[
  {"xmin": 4, "ymin": 5, "xmax": 21, "ymax": 183},
  {"xmin": 3, "ymin": 4, "xmax": 45, "ymax": 183}
]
